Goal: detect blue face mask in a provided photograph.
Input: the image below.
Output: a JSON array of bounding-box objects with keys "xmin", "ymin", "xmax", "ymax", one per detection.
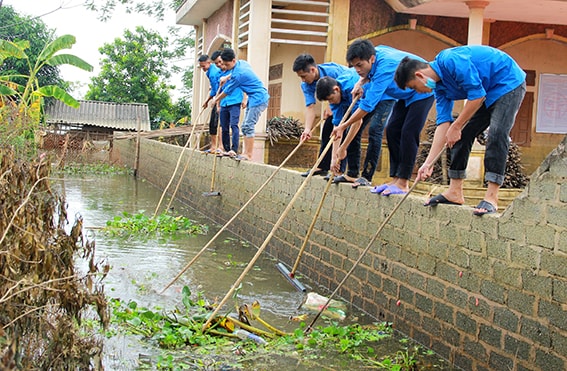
[{"xmin": 424, "ymin": 77, "xmax": 436, "ymax": 90}]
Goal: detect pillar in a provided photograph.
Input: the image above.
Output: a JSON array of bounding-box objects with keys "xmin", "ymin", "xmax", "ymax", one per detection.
[
  {"xmin": 466, "ymin": 1, "xmax": 489, "ymax": 45},
  {"xmin": 246, "ymin": 0, "xmax": 271, "ymax": 162},
  {"xmin": 326, "ymin": 0, "xmax": 349, "ymax": 63}
]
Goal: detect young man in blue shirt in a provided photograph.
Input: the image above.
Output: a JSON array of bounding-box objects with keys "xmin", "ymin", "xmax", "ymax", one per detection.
[
  {"xmin": 198, "ymin": 54, "xmax": 222, "ymax": 153},
  {"xmin": 315, "ymin": 69, "xmax": 361, "ymax": 176},
  {"xmin": 293, "ymin": 54, "xmax": 351, "ymax": 178},
  {"xmin": 332, "ymin": 40, "xmax": 434, "ymax": 192},
  {"xmin": 395, "ymin": 45, "xmax": 526, "ymax": 215},
  {"xmin": 213, "ymin": 51, "xmax": 246, "ymax": 158},
  {"xmin": 213, "ymin": 48, "xmax": 270, "ymax": 161}
]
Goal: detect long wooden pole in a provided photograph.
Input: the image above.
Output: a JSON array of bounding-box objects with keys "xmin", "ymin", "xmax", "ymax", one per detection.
[
  {"xmin": 200, "ymin": 98, "xmax": 359, "ymax": 331},
  {"xmin": 290, "ymin": 172, "xmax": 334, "ymax": 277},
  {"xmin": 289, "ymin": 101, "xmax": 360, "ymax": 277},
  {"xmin": 133, "ymin": 117, "xmax": 141, "ymax": 178},
  {"xmin": 201, "ymin": 134, "xmax": 333, "ymax": 331},
  {"xmin": 153, "ymin": 109, "xmax": 206, "ymax": 217},
  {"xmin": 160, "ymin": 119, "xmax": 324, "ymax": 293}
]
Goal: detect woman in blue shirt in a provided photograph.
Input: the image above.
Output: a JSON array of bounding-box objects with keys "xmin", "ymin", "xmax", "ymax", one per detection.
[{"xmin": 395, "ymin": 45, "xmax": 526, "ymax": 216}]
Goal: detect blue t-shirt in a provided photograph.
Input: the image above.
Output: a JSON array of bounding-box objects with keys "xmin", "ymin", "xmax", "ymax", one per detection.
[
  {"xmin": 360, "ymin": 45, "xmax": 433, "ymax": 113},
  {"xmin": 222, "ymin": 60, "xmax": 269, "ymax": 107},
  {"xmin": 219, "ymin": 69, "xmax": 244, "ymax": 107},
  {"xmin": 430, "ymin": 45, "xmax": 526, "ymax": 125},
  {"xmin": 329, "ymin": 68, "xmax": 361, "ymax": 126},
  {"xmin": 301, "ymin": 62, "xmax": 351, "ymax": 107},
  {"xmin": 206, "ymin": 64, "xmax": 221, "ymax": 97}
]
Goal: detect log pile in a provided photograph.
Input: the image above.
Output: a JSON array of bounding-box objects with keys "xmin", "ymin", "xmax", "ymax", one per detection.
[
  {"xmin": 416, "ymin": 120, "xmax": 528, "ymax": 188},
  {"xmin": 416, "ymin": 120, "xmax": 451, "ymax": 184},
  {"xmin": 266, "ymin": 116, "xmax": 303, "ymax": 146}
]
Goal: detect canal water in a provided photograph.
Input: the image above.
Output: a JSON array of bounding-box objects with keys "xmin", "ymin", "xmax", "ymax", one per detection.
[{"xmin": 55, "ymin": 173, "xmax": 457, "ymax": 370}]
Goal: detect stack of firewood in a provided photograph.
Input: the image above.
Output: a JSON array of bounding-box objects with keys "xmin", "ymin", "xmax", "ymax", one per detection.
[
  {"xmin": 416, "ymin": 120, "xmax": 528, "ymax": 189},
  {"xmin": 266, "ymin": 116, "xmax": 303, "ymax": 146}
]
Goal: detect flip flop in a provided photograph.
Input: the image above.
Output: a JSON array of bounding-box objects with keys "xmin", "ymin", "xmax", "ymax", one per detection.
[
  {"xmin": 381, "ymin": 184, "xmax": 407, "ymax": 196},
  {"xmin": 352, "ymin": 177, "xmax": 371, "ymax": 189},
  {"xmin": 424, "ymin": 194, "xmax": 462, "ymax": 207},
  {"xmin": 473, "ymin": 200, "xmax": 497, "ymax": 216},
  {"xmin": 234, "ymin": 155, "xmax": 249, "ymax": 161},
  {"xmin": 332, "ymin": 175, "xmax": 352, "ymax": 184},
  {"xmin": 370, "ymin": 184, "xmax": 389, "ymax": 194}
]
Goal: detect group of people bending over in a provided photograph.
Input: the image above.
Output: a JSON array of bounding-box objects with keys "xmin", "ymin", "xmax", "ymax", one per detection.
[
  {"xmin": 198, "ymin": 40, "xmax": 526, "ymax": 217},
  {"xmin": 294, "ymin": 40, "xmax": 526, "ymax": 216}
]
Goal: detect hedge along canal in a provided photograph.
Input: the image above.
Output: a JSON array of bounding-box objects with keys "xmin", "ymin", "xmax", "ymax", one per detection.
[{"xmin": 54, "ymin": 171, "xmax": 457, "ymax": 370}]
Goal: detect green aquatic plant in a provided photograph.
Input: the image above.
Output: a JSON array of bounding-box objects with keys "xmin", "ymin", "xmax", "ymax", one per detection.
[
  {"xmin": 104, "ymin": 210, "xmax": 208, "ymax": 237},
  {"xmin": 56, "ymin": 162, "xmax": 132, "ymax": 175},
  {"xmin": 107, "ymin": 291, "xmax": 401, "ymax": 367}
]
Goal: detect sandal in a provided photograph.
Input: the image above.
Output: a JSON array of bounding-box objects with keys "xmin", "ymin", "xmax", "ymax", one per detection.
[
  {"xmin": 332, "ymin": 175, "xmax": 353, "ymax": 184},
  {"xmin": 234, "ymin": 155, "xmax": 249, "ymax": 161},
  {"xmin": 370, "ymin": 184, "xmax": 389, "ymax": 194},
  {"xmin": 352, "ymin": 177, "xmax": 371, "ymax": 189},
  {"xmin": 473, "ymin": 200, "xmax": 497, "ymax": 216},
  {"xmin": 381, "ymin": 185, "xmax": 407, "ymax": 196}
]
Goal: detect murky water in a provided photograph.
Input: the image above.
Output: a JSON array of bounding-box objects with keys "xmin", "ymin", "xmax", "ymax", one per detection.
[{"xmin": 54, "ymin": 173, "xmax": 457, "ymax": 370}]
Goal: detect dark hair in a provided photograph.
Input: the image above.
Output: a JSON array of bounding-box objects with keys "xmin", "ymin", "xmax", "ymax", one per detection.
[
  {"xmin": 394, "ymin": 56, "xmax": 429, "ymax": 89},
  {"xmin": 293, "ymin": 53, "xmax": 316, "ymax": 72},
  {"xmin": 220, "ymin": 48, "xmax": 236, "ymax": 62},
  {"xmin": 198, "ymin": 54, "xmax": 209, "ymax": 63},
  {"xmin": 316, "ymin": 76, "xmax": 339, "ymax": 101},
  {"xmin": 211, "ymin": 50, "xmax": 222, "ymax": 61},
  {"xmin": 346, "ymin": 39, "xmax": 375, "ymax": 63}
]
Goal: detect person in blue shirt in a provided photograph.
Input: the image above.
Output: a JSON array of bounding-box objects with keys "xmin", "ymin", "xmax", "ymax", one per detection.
[
  {"xmin": 213, "ymin": 48, "xmax": 270, "ymax": 161},
  {"xmin": 198, "ymin": 53, "xmax": 222, "ymax": 153},
  {"xmin": 293, "ymin": 54, "xmax": 351, "ymax": 178},
  {"xmin": 332, "ymin": 40, "xmax": 434, "ymax": 193},
  {"xmin": 213, "ymin": 51, "xmax": 246, "ymax": 158},
  {"xmin": 395, "ymin": 45, "xmax": 526, "ymax": 216},
  {"xmin": 315, "ymin": 70, "xmax": 361, "ymax": 176}
]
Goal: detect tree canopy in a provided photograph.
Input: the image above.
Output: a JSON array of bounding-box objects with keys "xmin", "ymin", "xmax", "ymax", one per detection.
[
  {"xmin": 85, "ymin": 26, "xmax": 188, "ymax": 127},
  {"xmin": 0, "ymin": 5, "xmax": 66, "ymax": 91},
  {"xmin": 85, "ymin": 0, "xmax": 184, "ymax": 22}
]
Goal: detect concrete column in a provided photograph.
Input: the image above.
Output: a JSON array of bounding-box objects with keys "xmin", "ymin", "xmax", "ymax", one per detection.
[
  {"xmin": 326, "ymin": 0, "xmax": 349, "ymax": 63},
  {"xmin": 466, "ymin": 1, "xmax": 489, "ymax": 45},
  {"xmin": 245, "ymin": 0, "xmax": 271, "ymax": 162},
  {"xmin": 193, "ymin": 25, "xmax": 206, "ymax": 120}
]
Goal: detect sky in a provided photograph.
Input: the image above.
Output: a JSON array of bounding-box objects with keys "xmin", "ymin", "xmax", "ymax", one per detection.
[{"xmin": 4, "ymin": 0, "xmax": 191, "ymax": 99}]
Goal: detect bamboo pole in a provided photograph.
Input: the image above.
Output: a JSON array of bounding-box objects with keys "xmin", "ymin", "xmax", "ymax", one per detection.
[
  {"xmin": 160, "ymin": 119, "xmax": 324, "ymax": 293},
  {"xmin": 290, "ymin": 172, "xmax": 334, "ymax": 277},
  {"xmin": 200, "ymin": 98, "xmax": 359, "ymax": 331},
  {"xmin": 153, "ymin": 108, "xmax": 207, "ymax": 217}
]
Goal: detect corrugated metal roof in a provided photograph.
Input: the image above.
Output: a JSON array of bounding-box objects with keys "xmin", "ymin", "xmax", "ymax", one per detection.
[{"xmin": 45, "ymin": 100, "xmax": 151, "ymax": 131}]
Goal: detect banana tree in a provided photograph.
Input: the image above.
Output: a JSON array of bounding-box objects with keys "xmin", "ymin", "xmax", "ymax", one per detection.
[{"xmin": 0, "ymin": 34, "xmax": 93, "ymax": 123}]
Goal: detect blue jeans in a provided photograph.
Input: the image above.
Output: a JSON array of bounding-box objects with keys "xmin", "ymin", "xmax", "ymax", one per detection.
[
  {"xmin": 449, "ymin": 82, "xmax": 526, "ymax": 185},
  {"xmin": 346, "ymin": 100, "xmax": 395, "ymax": 181},
  {"xmin": 241, "ymin": 101, "xmax": 268, "ymax": 137},
  {"xmin": 220, "ymin": 104, "xmax": 241, "ymax": 152},
  {"xmin": 386, "ymin": 96, "xmax": 434, "ymax": 180}
]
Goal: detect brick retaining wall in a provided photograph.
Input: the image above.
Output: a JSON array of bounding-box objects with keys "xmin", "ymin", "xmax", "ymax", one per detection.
[{"xmin": 113, "ymin": 137, "xmax": 567, "ymax": 371}]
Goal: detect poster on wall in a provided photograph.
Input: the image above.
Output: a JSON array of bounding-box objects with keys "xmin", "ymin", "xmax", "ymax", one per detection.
[{"xmin": 536, "ymin": 73, "xmax": 567, "ymax": 134}]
